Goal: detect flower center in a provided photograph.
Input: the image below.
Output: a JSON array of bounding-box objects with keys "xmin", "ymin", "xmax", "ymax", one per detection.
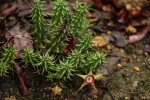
[{"xmin": 85, "ymin": 75, "xmax": 95, "ymax": 84}]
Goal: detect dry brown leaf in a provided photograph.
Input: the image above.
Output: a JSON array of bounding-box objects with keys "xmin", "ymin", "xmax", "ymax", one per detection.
[
  {"xmin": 5, "ymin": 24, "xmax": 33, "ymax": 58},
  {"xmin": 128, "ymin": 26, "xmax": 148, "ymax": 43}
]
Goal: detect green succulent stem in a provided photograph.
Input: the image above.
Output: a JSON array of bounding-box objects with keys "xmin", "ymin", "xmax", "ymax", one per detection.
[
  {"xmin": 45, "ymin": 0, "xmax": 72, "ymax": 54},
  {"xmin": 31, "ymin": 3, "xmax": 46, "ymax": 51},
  {"xmin": 0, "ymin": 46, "xmax": 16, "ymax": 77},
  {"xmin": 71, "ymin": 2, "xmax": 89, "ymax": 39}
]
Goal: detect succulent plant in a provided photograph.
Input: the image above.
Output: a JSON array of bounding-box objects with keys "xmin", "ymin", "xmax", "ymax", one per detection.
[
  {"xmin": 0, "ymin": 46, "xmax": 16, "ymax": 76},
  {"xmin": 0, "ymin": 0, "xmax": 106, "ymax": 96},
  {"xmin": 22, "ymin": 49, "xmax": 55, "ymax": 75},
  {"xmin": 31, "ymin": 3, "xmax": 46, "ymax": 51},
  {"xmin": 27, "ymin": 0, "xmax": 106, "ymax": 81},
  {"xmin": 55, "ymin": 60, "xmax": 76, "ymax": 81},
  {"xmin": 22, "ymin": 48, "xmax": 38, "ymax": 67},
  {"xmin": 83, "ymin": 52, "xmax": 106, "ymax": 72},
  {"xmin": 35, "ymin": 52, "xmax": 55, "ymax": 75},
  {"xmin": 45, "ymin": 0, "xmax": 72, "ymax": 54},
  {"xmin": 71, "ymin": 2, "xmax": 89, "ymax": 39}
]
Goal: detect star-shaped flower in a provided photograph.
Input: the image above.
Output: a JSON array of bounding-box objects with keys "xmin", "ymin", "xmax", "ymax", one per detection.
[
  {"xmin": 76, "ymin": 70, "xmax": 105, "ymax": 92},
  {"xmin": 51, "ymin": 85, "xmax": 62, "ymax": 95}
]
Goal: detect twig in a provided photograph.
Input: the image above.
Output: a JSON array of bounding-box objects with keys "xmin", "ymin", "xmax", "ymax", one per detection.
[{"xmin": 13, "ymin": 61, "xmax": 28, "ymax": 95}]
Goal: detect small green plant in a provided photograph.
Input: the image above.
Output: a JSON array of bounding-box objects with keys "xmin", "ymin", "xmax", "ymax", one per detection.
[
  {"xmin": 0, "ymin": 0, "xmax": 105, "ymax": 82},
  {"xmin": 0, "ymin": 46, "xmax": 16, "ymax": 76},
  {"xmin": 27, "ymin": 0, "xmax": 106, "ymax": 81},
  {"xmin": 31, "ymin": 3, "xmax": 46, "ymax": 51}
]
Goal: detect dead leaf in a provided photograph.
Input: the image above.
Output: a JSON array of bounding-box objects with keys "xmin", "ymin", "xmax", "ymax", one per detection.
[
  {"xmin": 2, "ymin": 5, "xmax": 17, "ymax": 16},
  {"xmin": 5, "ymin": 24, "xmax": 33, "ymax": 58},
  {"xmin": 13, "ymin": 61, "xmax": 28, "ymax": 96},
  {"xmin": 128, "ymin": 26, "xmax": 148, "ymax": 43}
]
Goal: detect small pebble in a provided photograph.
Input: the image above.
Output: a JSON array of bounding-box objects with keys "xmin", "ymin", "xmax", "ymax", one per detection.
[
  {"xmin": 106, "ymin": 31, "xmax": 112, "ymax": 35},
  {"xmin": 144, "ymin": 52, "xmax": 149, "ymax": 56},
  {"xmin": 137, "ymin": 59, "xmax": 140, "ymax": 62},
  {"xmin": 141, "ymin": 96, "xmax": 146, "ymax": 100},
  {"xmin": 125, "ymin": 96, "xmax": 130, "ymax": 100},
  {"xmin": 117, "ymin": 63, "xmax": 122, "ymax": 69},
  {"xmin": 106, "ymin": 45, "xmax": 112, "ymax": 50},
  {"xmin": 43, "ymin": 93, "xmax": 46, "ymax": 97},
  {"xmin": 120, "ymin": 49, "xmax": 125, "ymax": 53},
  {"xmin": 133, "ymin": 66, "xmax": 140, "ymax": 72},
  {"xmin": 126, "ymin": 25, "xmax": 137, "ymax": 33},
  {"xmin": 133, "ymin": 55, "xmax": 137, "ymax": 59},
  {"xmin": 126, "ymin": 4, "xmax": 132, "ymax": 10},
  {"xmin": 47, "ymin": 95, "xmax": 49, "ymax": 97},
  {"xmin": 132, "ymin": 81, "xmax": 138, "ymax": 87}
]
